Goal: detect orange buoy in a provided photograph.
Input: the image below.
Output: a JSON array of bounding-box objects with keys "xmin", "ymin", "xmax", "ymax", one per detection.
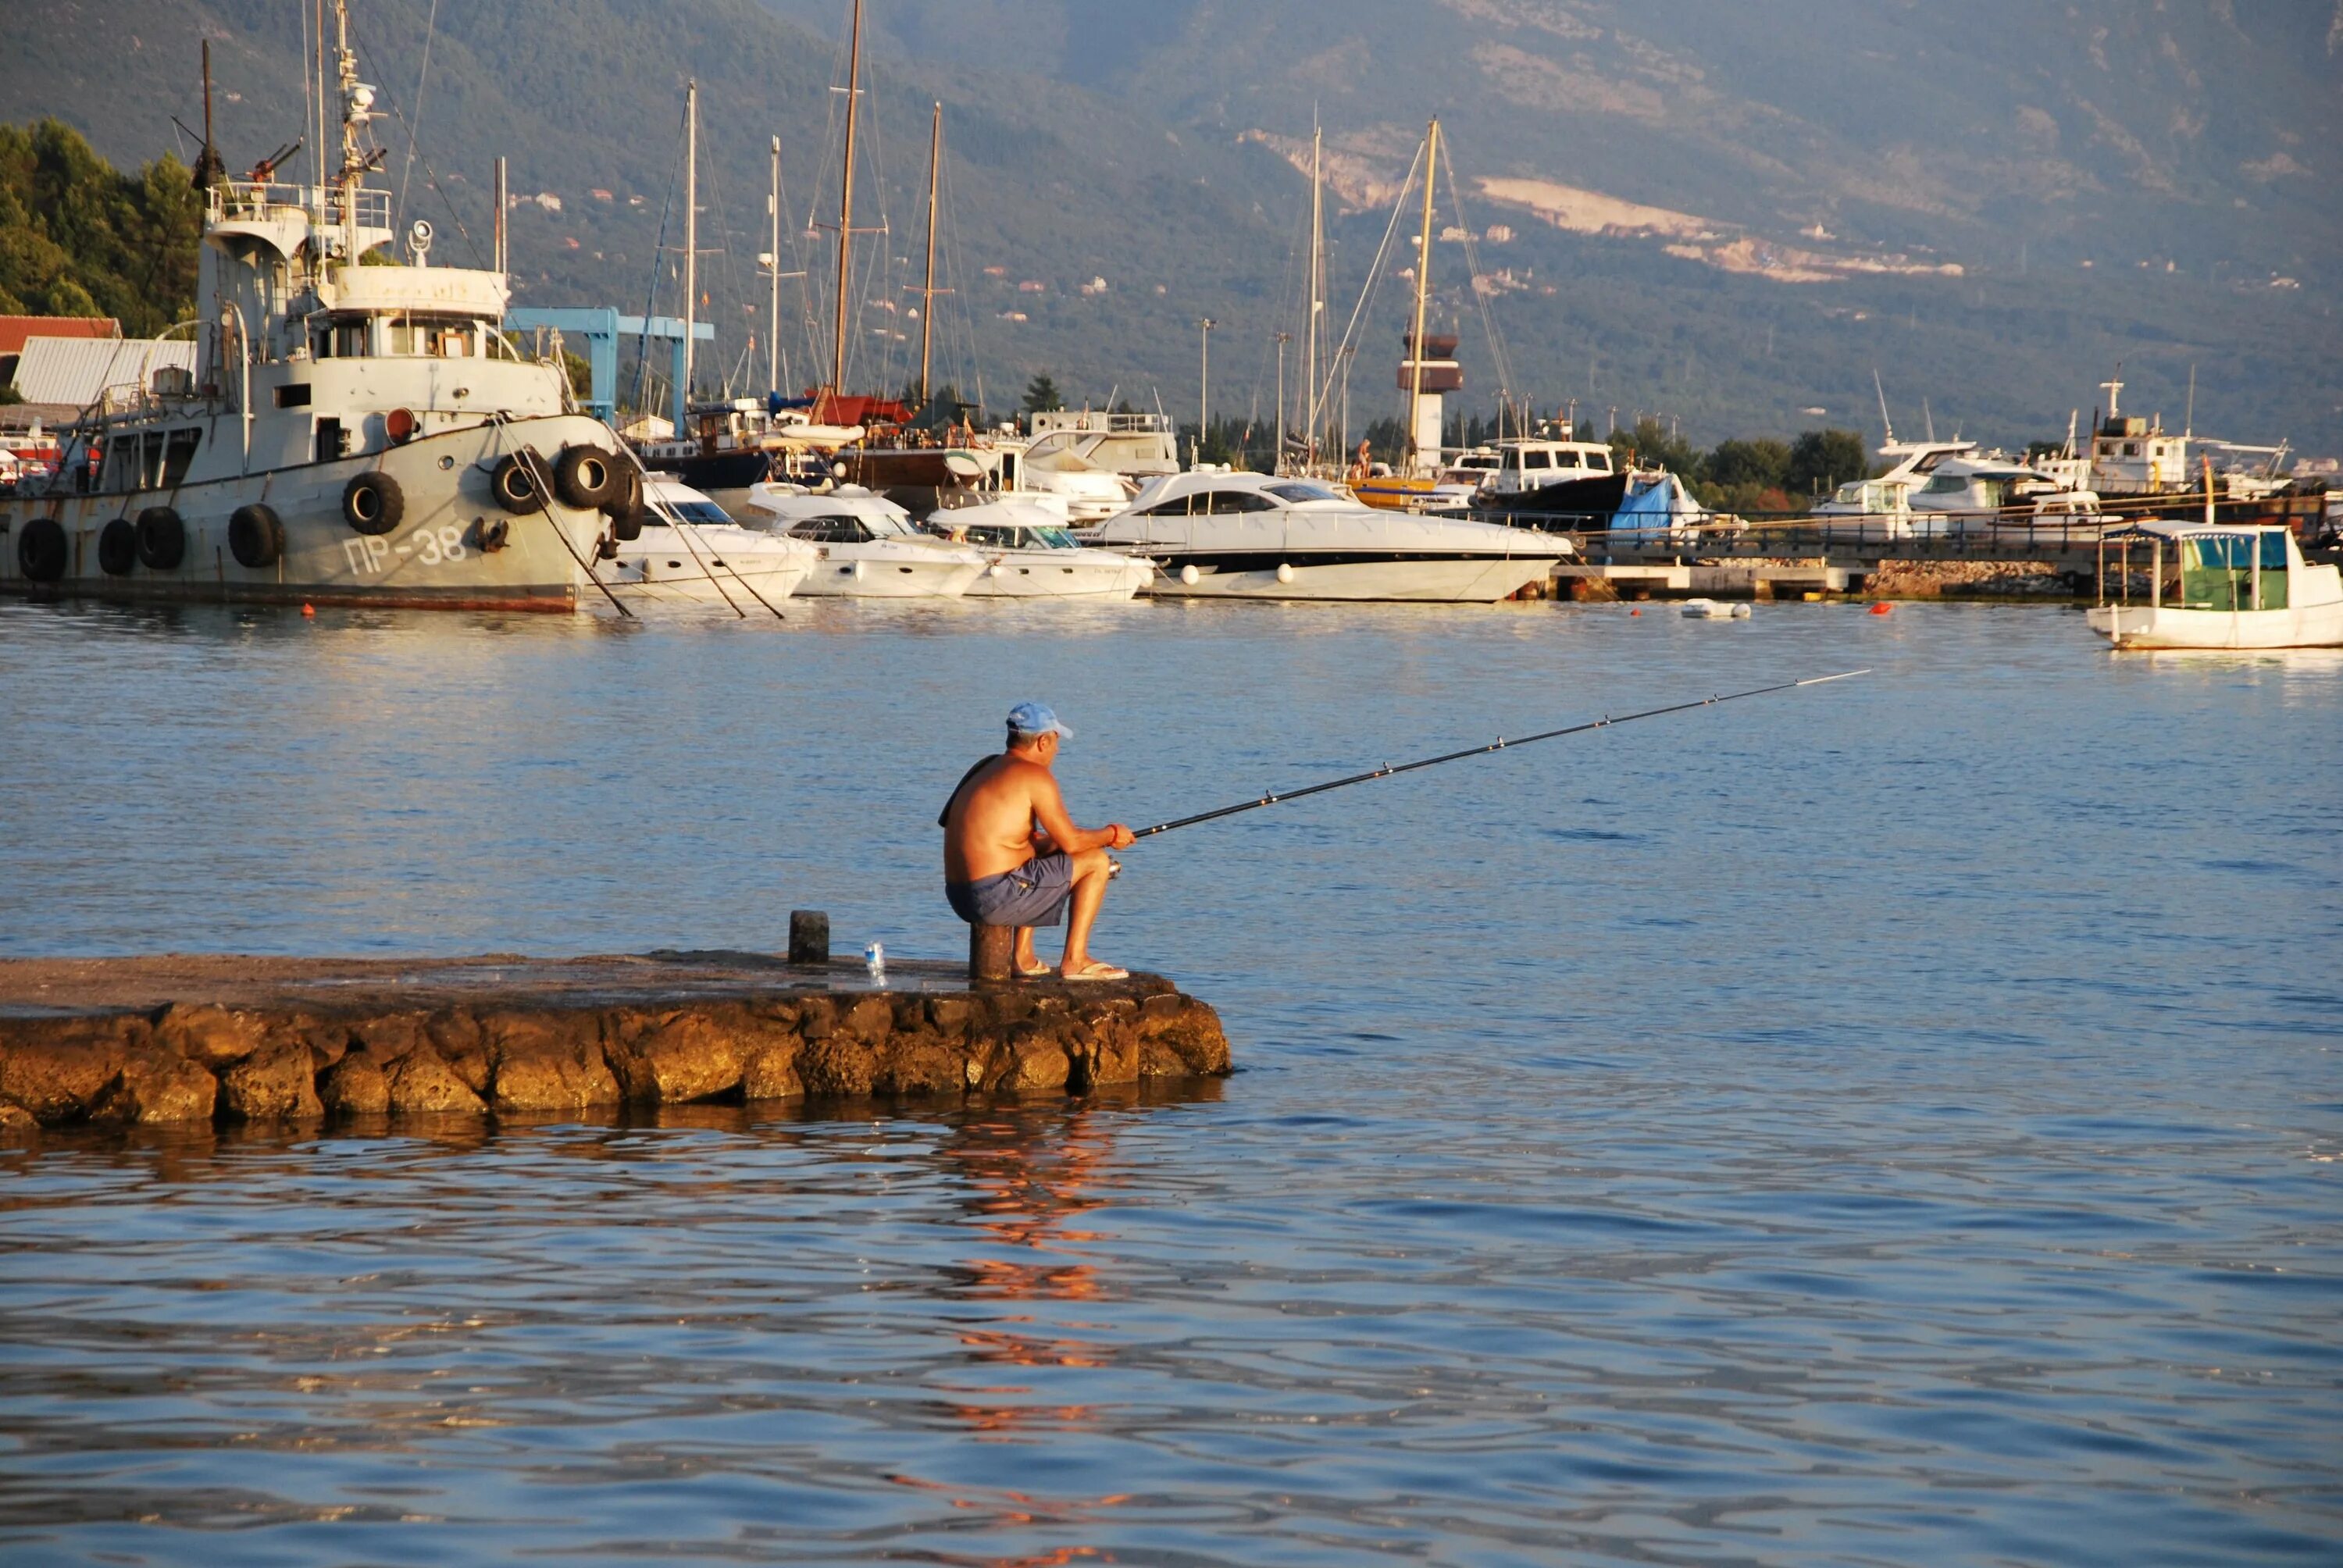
[
  {"xmin": 301, "ymin": 603, "xmax": 316, "ymax": 617},
  {"xmin": 1868, "ymin": 602, "xmax": 1892, "ymax": 616},
  {"xmin": 1629, "ymin": 608, "xmax": 1642, "ymax": 616}
]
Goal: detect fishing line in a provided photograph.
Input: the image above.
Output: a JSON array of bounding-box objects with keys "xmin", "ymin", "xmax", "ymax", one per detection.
[{"xmin": 1132, "ymin": 670, "xmax": 1868, "ymax": 839}]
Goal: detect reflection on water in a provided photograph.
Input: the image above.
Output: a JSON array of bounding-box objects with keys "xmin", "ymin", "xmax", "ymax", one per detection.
[{"xmin": 2, "ymin": 597, "xmax": 2340, "ymax": 1564}]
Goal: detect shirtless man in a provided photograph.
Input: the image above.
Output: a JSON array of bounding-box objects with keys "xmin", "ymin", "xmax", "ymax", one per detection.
[{"xmin": 940, "ymin": 702, "xmax": 1136, "ymax": 981}]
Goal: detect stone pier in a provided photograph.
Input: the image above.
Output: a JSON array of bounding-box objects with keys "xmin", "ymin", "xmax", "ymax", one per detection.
[{"xmin": 0, "ymin": 950, "xmax": 1232, "ymax": 1132}]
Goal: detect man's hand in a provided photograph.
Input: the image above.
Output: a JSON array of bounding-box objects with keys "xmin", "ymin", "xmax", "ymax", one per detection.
[{"xmin": 1107, "ymin": 823, "xmax": 1136, "ymax": 850}]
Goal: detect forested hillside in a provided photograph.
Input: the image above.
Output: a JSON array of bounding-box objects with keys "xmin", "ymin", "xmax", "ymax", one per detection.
[
  {"xmin": 2, "ymin": 0, "xmax": 2337, "ymax": 454},
  {"xmin": 0, "ymin": 122, "xmax": 200, "ymax": 335}
]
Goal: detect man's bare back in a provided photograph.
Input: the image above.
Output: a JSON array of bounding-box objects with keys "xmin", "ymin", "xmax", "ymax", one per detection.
[{"xmin": 940, "ymin": 704, "xmax": 1136, "ymax": 981}]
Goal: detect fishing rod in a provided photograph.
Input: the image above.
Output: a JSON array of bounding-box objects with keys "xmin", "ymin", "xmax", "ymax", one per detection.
[{"xmin": 1132, "ymin": 670, "xmax": 1869, "ymax": 840}]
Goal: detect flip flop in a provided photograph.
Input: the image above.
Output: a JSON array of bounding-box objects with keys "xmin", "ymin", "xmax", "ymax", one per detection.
[
  {"xmin": 1061, "ymin": 962, "xmax": 1129, "ymax": 982},
  {"xmin": 1015, "ymin": 964, "xmax": 1055, "ymax": 979}
]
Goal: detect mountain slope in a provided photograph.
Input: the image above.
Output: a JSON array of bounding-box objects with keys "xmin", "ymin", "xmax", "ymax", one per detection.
[{"xmin": 4, "ymin": 0, "xmax": 2338, "ymax": 454}]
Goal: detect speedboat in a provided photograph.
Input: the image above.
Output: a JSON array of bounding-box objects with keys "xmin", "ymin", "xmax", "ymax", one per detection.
[
  {"xmin": 590, "ymin": 476, "xmax": 818, "ymax": 607},
  {"xmin": 2086, "ymin": 521, "xmax": 2342, "ymax": 649},
  {"xmin": 1088, "ymin": 471, "xmax": 1567, "ymax": 602},
  {"xmin": 736, "ymin": 483, "xmax": 987, "ymax": 597},
  {"xmin": 924, "ymin": 499, "xmax": 1152, "ymax": 600}
]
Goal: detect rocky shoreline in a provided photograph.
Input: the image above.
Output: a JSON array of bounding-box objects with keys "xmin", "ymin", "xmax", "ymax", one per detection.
[{"xmin": 0, "ymin": 951, "xmax": 1232, "ymax": 1134}]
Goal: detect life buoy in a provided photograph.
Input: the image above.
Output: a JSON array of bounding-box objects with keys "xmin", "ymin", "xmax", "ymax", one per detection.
[
  {"xmin": 606, "ymin": 464, "xmax": 644, "ymax": 541},
  {"xmin": 230, "ymin": 503, "xmax": 285, "ymax": 568},
  {"xmin": 99, "ymin": 517, "xmax": 138, "ymax": 576},
  {"xmin": 136, "ymin": 506, "xmax": 187, "ymax": 569},
  {"xmin": 17, "ymin": 516, "xmax": 67, "ymax": 582},
  {"xmin": 384, "ymin": 407, "xmax": 419, "ymax": 444},
  {"xmin": 554, "ymin": 444, "xmax": 615, "ymax": 508},
  {"xmin": 490, "ymin": 452, "xmax": 543, "ymax": 511},
  {"xmin": 342, "ymin": 472, "xmax": 403, "ymax": 535}
]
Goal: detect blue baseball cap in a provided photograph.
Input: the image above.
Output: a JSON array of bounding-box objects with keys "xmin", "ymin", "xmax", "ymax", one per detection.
[{"xmin": 1007, "ymin": 700, "xmax": 1074, "ymax": 740}]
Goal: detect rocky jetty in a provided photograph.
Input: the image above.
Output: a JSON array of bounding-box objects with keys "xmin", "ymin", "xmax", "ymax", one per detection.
[{"xmin": 0, "ymin": 951, "xmax": 1232, "ymax": 1132}]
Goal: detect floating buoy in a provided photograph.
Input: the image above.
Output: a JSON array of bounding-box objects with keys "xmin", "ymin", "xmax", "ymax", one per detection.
[
  {"xmin": 1275, "ymin": 562, "xmax": 1295, "ymax": 584},
  {"xmin": 1733, "ymin": 603, "xmax": 1753, "ymax": 618},
  {"xmin": 1628, "ymin": 607, "xmax": 1641, "ymax": 616},
  {"xmin": 301, "ymin": 603, "xmax": 316, "ymax": 617},
  {"xmin": 1179, "ymin": 563, "xmax": 1200, "ymax": 586},
  {"xmin": 1868, "ymin": 602, "xmax": 1893, "ymax": 616}
]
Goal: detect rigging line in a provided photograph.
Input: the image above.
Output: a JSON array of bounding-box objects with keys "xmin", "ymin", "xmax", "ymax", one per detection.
[
  {"xmin": 629, "ymin": 110, "xmax": 686, "ymax": 418},
  {"xmin": 337, "ymin": 5, "xmax": 482, "ymax": 265},
  {"xmin": 395, "ymin": 0, "xmax": 439, "ymax": 218},
  {"xmin": 1319, "ymin": 138, "xmax": 1423, "ymax": 436},
  {"xmin": 1132, "ymin": 672, "xmax": 1870, "ymax": 839},
  {"xmin": 1437, "ymin": 135, "xmax": 1518, "ymax": 424}
]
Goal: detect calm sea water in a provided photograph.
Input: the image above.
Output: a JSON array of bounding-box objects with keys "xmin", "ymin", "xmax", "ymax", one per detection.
[{"xmin": 2, "ymin": 595, "xmax": 2339, "ymax": 1566}]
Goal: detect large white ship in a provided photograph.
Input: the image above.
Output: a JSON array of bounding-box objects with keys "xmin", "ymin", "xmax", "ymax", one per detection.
[{"xmin": 0, "ymin": 5, "xmax": 622, "ymax": 611}]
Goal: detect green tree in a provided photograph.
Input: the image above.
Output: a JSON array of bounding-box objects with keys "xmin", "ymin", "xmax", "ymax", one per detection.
[
  {"xmin": 0, "ymin": 119, "xmax": 200, "ymax": 336},
  {"xmin": 1785, "ymin": 429, "xmax": 1870, "ymax": 496},
  {"xmin": 1609, "ymin": 416, "xmax": 1700, "ymax": 478},
  {"xmin": 1021, "ymin": 373, "xmax": 1064, "ymax": 414},
  {"xmin": 1707, "ymin": 437, "xmax": 1791, "ymax": 490}
]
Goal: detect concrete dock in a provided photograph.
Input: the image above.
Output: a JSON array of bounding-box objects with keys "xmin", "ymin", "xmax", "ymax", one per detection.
[{"xmin": 0, "ymin": 949, "xmax": 1231, "ymax": 1130}]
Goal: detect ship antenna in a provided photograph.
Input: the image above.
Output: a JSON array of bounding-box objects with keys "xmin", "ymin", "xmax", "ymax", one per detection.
[{"xmin": 1873, "ymin": 368, "xmax": 1895, "ymax": 447}]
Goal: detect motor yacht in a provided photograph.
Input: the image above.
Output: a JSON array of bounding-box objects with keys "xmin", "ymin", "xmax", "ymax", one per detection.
[
  {"xmin": 736, "ymin": 483, "xmax": 987, "ymax": 597},
  {"xmin": 925, "ymin": 499, "xmax": 1151, "ymax": 600},
  {"xmin": 1088, "ymin": 471, "xmax": 1566, "ymax": 602},
  {"xmin": 588, "ymin": 476, "xmax": 817, "ymax": 608},
  {"xmin": 2087, "ymin": 521, "xmax": 2342, "ymax": 648},
  {"xmin": 1910, "ymin": 456, "xmax": 2100, "ymax": 536},
  {"xmin": 1021, "ymin": 410, "xmax": 1177, "ymax": 523}
]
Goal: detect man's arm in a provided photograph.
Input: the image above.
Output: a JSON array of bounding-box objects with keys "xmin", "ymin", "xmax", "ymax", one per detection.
[{"xmin": 1028, "ymin": 770, "xmax": 1136, "ymax": 853}]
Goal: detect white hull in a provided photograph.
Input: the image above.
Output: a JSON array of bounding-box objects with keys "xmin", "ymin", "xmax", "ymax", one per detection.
[
  {"xmin": 790, "ymin": 551, "xmax": 986, "ymax": 598},
  {"xmin": 965, "ymin": 551, "xmax": 1150, "ymax": 600},
  {"xmin": 2086, "ymin": 601, "xmax": 2343, "ymax": 650},
  {"xmin": 1144, "ymin": 554, "xmax": 1553, "ymax": 603},
  {"xmin": 2, "ymin": 415, "xmax": 608, "ymax": 611}
]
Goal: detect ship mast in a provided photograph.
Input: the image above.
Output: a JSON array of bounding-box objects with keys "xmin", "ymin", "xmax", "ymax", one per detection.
[
  {"xmin": 1305, "ymin": 114, "xmax": 1323, "ymax": 474},
  {"xmin": 1406, "ymin": 118, "xmax": 1439, "ymax": 477},
  {"xmin": 830, "ymin": 0, "xmax": 866, "ymax": 401},
  {"xmin": 917, "ymin": 102, "xmax": 942, "ymax": 408},
  {"xmin": 769, "ymin": 135, "xmax": 783, "ymax": 392},
  {"xmin": 683, "ymin": 80, "xmax": 698, "ymax": 409}
]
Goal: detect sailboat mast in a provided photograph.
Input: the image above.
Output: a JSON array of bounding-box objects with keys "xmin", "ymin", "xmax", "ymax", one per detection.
[
  {"xmin": 831, "ymin": 0, "xmax": 865, "ymax": 397},
  {"xmin": 1406, "ymin": 118, "xmax": 1439, "ymax": 476},
  {"xmin": 1307, "ymin": 116, "xmax": 1323, "ymax": 472},
  {"xmin": 769, "ymin": 135, "xmax": 783, "ymax": 392},
  {"xmin": 918, "ymin": 101, "xmax": 941, "ymax": 407},
  {"xmin": 683, "ymin": 80, "xmax": 698, "ymax": 404}
]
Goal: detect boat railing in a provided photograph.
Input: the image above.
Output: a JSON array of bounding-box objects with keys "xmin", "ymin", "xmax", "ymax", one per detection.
[{"xmin": 209, "ymin": 181, "xmax": 392, "ymax": 233}]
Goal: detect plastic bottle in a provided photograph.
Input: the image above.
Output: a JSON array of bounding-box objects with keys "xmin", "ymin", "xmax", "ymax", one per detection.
[{"xmin": 864, "ymin": 941, "xmax": 886, "ymax": 983}]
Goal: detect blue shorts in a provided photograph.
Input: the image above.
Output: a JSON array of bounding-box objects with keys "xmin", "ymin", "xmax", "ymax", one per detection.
[{"xmin": 946, "ymin": 851, "xmax": 1074, "ymax": 928}]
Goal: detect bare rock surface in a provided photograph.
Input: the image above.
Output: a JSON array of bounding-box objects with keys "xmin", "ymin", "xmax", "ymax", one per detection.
[{"xmin": 0, "ymin": 951, "xmax": 1232, "ymax": 1129}]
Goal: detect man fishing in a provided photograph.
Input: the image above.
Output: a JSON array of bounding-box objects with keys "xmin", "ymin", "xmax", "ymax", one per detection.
[{"xmin": 940, "ymin": 702, "xmax": 1136, "ymax": 982}]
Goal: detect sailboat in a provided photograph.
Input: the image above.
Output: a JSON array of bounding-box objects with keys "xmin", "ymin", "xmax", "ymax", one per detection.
[{"xmin": 1352, "ymin": 119, "xmax": 1467, "ymax": 514}]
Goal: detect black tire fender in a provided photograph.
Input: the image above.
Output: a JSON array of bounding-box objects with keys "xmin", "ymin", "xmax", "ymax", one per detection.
[
  {"xmin": 230, "ymin": 503, "xmax": 286, "ymax": 568},
  {"xmin": 554, "ymin": 444, "xmax": 616, "ymax": 509},
  {"xmin": 17, "ymin": 516, "xmax": 67, "ymax": 582},
  {"xmin": 490, "ymin": 452, "xmax": 544, "ymax": 511},
  {"xmin": 99, "ymin": 517, "xmax": 138, "ymax": 576},
  {"xmin": 135, "ymin": 505, "xmax": 187, "ymax": 569},
  {"xmin": 606, "ymin": 462, "xmax": 645, "ymax": 540},
  {"xmin": 342, "ymin": 472, "xmax": 404, "ymax": 536}
]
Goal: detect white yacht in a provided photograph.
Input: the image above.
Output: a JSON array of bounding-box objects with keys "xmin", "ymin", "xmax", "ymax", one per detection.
[
  {"xmin": 2088, "ymin": 521, "xmax": 2342, "ymax": 649},
  {"xmin": 589, "ymin": 476, "xmax": 818, "ymax": 608},
  {"xmin": 1089, "ymin": 472, "xmax": 1566, "ymax": 602},
  {"xmin": 2, "ymin": 7, "xmax": 616, "ymax": 611},
  {"xmin": 1021, "ymin": 410, "xmax": 1178, "ymax": 522},
  {"xmin": 1910, "ymin": 456, "xmax": 2100, "ymax": 536},
  {"xmin": 924, "ymin": 499, "xmax": 1151, "ymax": 600},
  {"xmin": 736, "ymin": 484, "xmax": 987, "ymax": 597}
]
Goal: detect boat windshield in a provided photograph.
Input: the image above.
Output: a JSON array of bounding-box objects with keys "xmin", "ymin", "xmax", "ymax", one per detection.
[
  {"xmin": 965, "ymin": 523, "xmax": 1078, "ymax": 550},
  {"xmin": 1265, "ymin": 480, "xmax": 1346, "ymax": 504},
  {"xmin": 658, "ymin": 500, "xmax": 734, "ymax": 526}
]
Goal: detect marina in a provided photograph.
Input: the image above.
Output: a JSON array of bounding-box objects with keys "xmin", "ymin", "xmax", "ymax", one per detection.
[{"xmin": 2, "ymin": 2, "xmax": 2340, "ymax": 1563}]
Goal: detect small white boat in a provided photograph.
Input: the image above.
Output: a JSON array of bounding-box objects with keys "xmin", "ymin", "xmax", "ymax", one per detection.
[
  {"xmin": 925, "ymin": 500, "xmax": 1153, "ymax": 600},
  {"xmin": 1088, "ymin": 471, "xmax": 1565, "ymax": 603},
  {"xmin": 590, "ymin": 476, "xmax": 817, "ymax": 607},
  {"xmin": 736, "ymin": 483, "xmax": 988, "ymax": 598},
  {"xmin": 1680, "ymin": 598, "xmax": 1751, "ymax": 619},
  {"xmin": 2087, "ymin": 521, "xmax": 2343, "ymax": 650}
]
